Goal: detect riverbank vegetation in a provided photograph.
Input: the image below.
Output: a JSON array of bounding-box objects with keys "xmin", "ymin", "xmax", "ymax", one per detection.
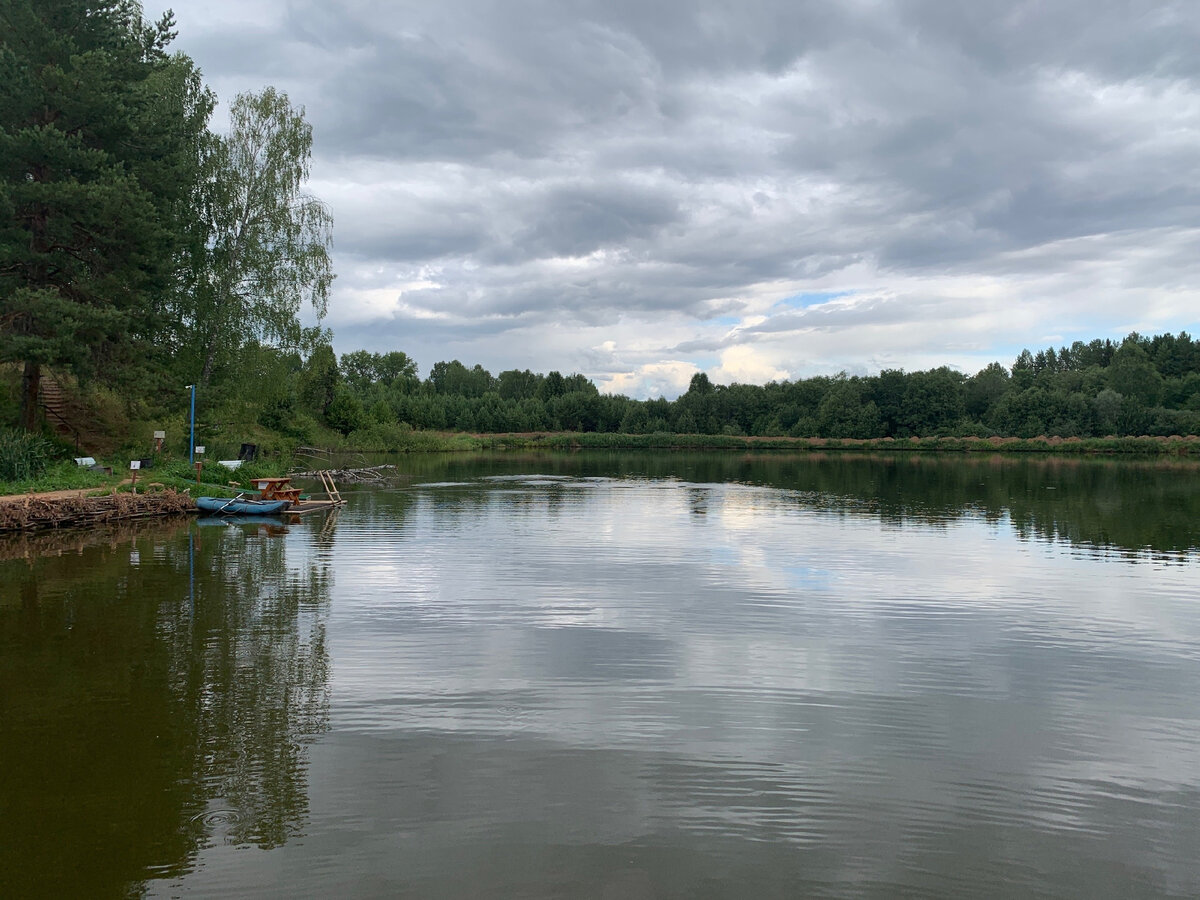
[{"xmin": 303, "ymin": 333, "xmax": 1200, "ymax": 455}]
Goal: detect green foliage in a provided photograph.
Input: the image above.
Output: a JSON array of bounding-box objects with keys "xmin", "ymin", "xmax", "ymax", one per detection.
[
  {"xmin": 900, "ymin": 367, "xmax": 965, "ymax": 435},
  {"xmin": 123, "ymin": 457, "xmax": 286, "ymax": 497},
  {"xmin": 620, "ymin": 403, "xmax": 650, "ymax": 434},
  {"xmin": 0, "ymin": 1, "xmax": 214, "ymax": 425},
  {"xmin": 427, "ymin": 360, "xmax": 495, "ymax": 398},
  {"xmin": 0, "ymin": 426, "xmax": 54, "ymax": 481},
  {"xmin": 1107, "ymin": 342, "xmax": 1164, "ymax": 406},
  {"xmin": 324, "ymin": 387, "xmax": 366, "ymax": 435},
  {"xmin": 817, "ymin": 377, "xmax": 881, "ymax": 439},
  {"xmin": 341, "ymin": 350, "xmax": 418, "ymax": 394},
  {"xmin": 497, "ymin": 368, "xmax": 541, "ymax": 400},
  {"xmin": 0, "ymin": 368, "xmax": 17, "ymax": 426},
  {"xmin": 299, "ymin": 344, "xmax": 340, "ymax": 420},
  {"xmin": 123, "ymin": 327, "xmax": 1200, "ymax": 457},
  {"xmin": 187, "ymin": 87, "xmax": 332, "ymax": 387},
  {"xmin": 344, "ymin": 423, "xmax": 481, "ymax": 452},
  {"xmin": 315, "ymin": 330, "xmax": 1200, "ymax": 455},
  {"xmin": 0, "ymin": 458, "xmax": 121, "ymax": 495},
  {"xmin": 156, "ymin": 457, "xmax": 286, "ymax": 488},
  {"xmin": 965, "ymin": 362, "xmax": 1009, "ymax": 420},
  {"xmin": 0, "ymin": 6, "xmax": 343, "ymax": 455},
  {"xmin": 258, "ymin": 392, "xmax": 299, "ymax": 432}
]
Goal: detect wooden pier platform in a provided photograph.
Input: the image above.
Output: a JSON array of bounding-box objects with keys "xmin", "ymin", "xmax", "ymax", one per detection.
[
  {"xmin": 248, "ymin": 471, "xmax": 346, "ymax": 516},
  {"xmin": 288, "ymin": 498, "xmax": 345, "ymax": 515},
  {"xmin": 287, "ymin": 471, "xmax": 346, "ymax": 515}
]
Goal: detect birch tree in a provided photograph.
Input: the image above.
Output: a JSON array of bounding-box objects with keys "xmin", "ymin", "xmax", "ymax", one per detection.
[{"xmin": 193, "ymin": 88, "xmax": 333, "ymax": 387}]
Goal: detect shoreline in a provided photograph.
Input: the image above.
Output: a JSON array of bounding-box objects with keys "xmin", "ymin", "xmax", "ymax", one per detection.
[
  {"xmin": 0, "ymin": 490, "xmax": 196, "ymax": 533},
  {"xmin": 317, "ymin": 430, "xmax": 1200, "ymax": 456},
  {"xmin": 3, "ymin": 436, "xmax": 1198, "ymax": 531}
]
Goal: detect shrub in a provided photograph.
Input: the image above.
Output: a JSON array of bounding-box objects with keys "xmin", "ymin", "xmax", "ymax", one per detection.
[{"xmin": 0, "ymin": 427, "xmax": 55, "ymax": 482}]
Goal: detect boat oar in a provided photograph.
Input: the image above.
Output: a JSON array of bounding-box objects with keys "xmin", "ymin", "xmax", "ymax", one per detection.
[{"xmin": 212, "ymin": 492, "xmax": 248, "ymax": 515}]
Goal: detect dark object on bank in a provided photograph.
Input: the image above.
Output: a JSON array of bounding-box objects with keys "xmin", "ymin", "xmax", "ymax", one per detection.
[{"xmin": 238, "ymin": 443, "xmax": 258, "ymax": 461}]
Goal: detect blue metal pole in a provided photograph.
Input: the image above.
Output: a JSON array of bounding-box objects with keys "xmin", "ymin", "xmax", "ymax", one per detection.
[{"xmin": 189, "ymin": 384, "xmax": 196, "ymax": 465}]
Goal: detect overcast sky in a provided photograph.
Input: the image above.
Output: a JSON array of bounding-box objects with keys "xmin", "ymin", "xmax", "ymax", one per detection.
[{"xmin": 145, "ymin": 0, "xmax": 1200, "ymax": 397}]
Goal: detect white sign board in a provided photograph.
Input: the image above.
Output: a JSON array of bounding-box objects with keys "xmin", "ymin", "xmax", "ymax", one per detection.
[
  {"xmin": 153, "ymin": 430, "xmax": 165, "ymax": 439},
  {"xmin": 129, "ymin": 460, "xmax": 141, "ymax": 470},
  {"xmin": 195, "ymin": 445, "xmax": 205, "ymax": 455}
]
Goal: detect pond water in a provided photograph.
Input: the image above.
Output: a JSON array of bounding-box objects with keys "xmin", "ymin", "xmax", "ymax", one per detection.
[{"xmin": 2, "ymin": 452, "xmax": 1199, "ymax": 898}]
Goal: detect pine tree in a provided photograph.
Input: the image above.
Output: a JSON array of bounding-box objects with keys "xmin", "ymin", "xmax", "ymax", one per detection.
[{"xmin": 0, "ymin": 0, "xmax": 211, "ymax": 428}]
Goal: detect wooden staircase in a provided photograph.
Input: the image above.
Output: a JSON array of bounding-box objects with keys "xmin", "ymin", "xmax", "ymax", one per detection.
[{"xmin": 38, "ymin": 374, "xmax": 82, "ymax": 452}]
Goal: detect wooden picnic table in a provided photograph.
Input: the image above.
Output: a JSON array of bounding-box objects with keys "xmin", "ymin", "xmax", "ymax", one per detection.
[{"xmin": 252, "ymin": 477, "xmax": 302, "ymax": 504}]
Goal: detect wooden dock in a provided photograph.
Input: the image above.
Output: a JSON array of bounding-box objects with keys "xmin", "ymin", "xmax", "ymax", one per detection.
[
  {"xmin": 288, "ymin": 498, "xmax": 345, "ymax": 515},
  {"xmin": 247, "ymin": 471, "xmax": 346, "ymax": 516},
  {"xmin": 288, "ymin": 472, "xmax": 346, "ymax": 515}
]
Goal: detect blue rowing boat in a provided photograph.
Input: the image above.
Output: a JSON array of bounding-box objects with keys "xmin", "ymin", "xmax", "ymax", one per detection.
[{"xmin": 196, "ymin": 496, "xmax": 291, "ymax": 515}]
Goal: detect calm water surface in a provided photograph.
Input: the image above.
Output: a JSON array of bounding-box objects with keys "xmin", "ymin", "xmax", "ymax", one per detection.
[{"xmin": 2, "ymin": 452, "xmax": 1200, "ymax": 898}]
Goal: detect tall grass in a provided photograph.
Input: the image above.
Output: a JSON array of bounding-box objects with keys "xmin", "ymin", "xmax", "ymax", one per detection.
[
  {"xmin": 155, "ymin": 457, "xmax": 289, "ymax": 487},
  {"xmin": 261, "ymin": 427, "xmax": 1200, "ymax": 458},
  {"xmin": 0, "ymin": 427, "xmax": 55, "ymax": 481},
  {"xmin": 473, "ymin": 431, "xmax": 1200, "ymax": 455}
]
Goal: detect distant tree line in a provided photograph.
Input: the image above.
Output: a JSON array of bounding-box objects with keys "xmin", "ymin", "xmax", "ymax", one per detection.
[{"xmin": 286, "ymin": 332, "xmax": 1200, "ymax": 440}]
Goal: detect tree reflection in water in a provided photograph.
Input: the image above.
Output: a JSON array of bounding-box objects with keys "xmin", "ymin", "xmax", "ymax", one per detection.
[
  {"xmin": 0, "ymin": 513, "xmax": 334, "ymax": 897},
  {"xmin": 391, "ymin": 450, "xmax": 1200, "ymax": 557}
]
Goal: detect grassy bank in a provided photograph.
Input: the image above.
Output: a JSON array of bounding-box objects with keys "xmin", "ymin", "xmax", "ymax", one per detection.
[
  {"xmin": 0, "ymin": 456, "xmax": 292, "ymax": 499},
  {"xmin": 0, "ymin": 460, "xmax": 124, "ymax": 496},
  {"xmin": 329, "ymin": 428, "xmax": 1200, "ymax": 457},
  {"xmin": 5, "ymin": 426, "xmax": 1198, "ymax": 498},
  {"xmin": 108, "ymin": 459, "xmax": 290, "ymax": 499}
]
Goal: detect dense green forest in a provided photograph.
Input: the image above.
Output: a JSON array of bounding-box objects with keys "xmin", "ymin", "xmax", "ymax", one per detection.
[
  {"xmin": 3, "ymin": 3, "xmax": 1199, "ymax": 462},
  {"xmin": 303, "ymin": 333, "xmax": 1200, "ymax": 447}
]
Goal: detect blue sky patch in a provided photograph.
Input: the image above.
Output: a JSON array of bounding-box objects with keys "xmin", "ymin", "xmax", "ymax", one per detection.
[{"xmin": 776, "ymin": 291, "xmax": 853, "ymax": 310}]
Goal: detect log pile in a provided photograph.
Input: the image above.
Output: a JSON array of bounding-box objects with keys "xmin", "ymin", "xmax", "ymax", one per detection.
[
  {"xmin": 293, "ymin": 464, "xmax": 397, "ymax": 484},
  {"xmin": 0, "ymin": 490, "xmax": 195, "ymax": 532}
]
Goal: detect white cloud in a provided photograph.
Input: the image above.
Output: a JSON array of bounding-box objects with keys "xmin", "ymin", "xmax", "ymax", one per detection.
[
  {"xmin": 599, "ymin": 362, "xmax": 699, "ymax": 399},
  {"xmin": 709, "ymin": 346, "xmax": 790, "ymax": 386}
]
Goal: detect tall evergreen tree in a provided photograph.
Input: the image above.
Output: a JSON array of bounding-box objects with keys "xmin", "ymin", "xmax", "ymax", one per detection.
[{"xmin": 0, "ymin": 0, "xmax": 210, "ymax": 428}]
